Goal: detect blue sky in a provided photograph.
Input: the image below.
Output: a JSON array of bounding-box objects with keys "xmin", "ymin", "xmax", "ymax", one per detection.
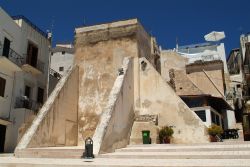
[{"xmin": 1, "ymin": 0, "xmax": 250, "ymax": 55}]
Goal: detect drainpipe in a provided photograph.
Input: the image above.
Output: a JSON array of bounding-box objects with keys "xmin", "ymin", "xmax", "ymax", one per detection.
[{"xmin": 8, "ymin": 71, "xmax": 16, "ymax": 120}]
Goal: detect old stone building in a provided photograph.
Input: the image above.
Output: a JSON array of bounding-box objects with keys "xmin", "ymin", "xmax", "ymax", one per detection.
[
  {"xmin": 169, "ymin": 60, "xmax": 236, "ymax": 130},
  {"xmin": 15, "ymin": 19, "xmax": 209, "ymax": 158}
]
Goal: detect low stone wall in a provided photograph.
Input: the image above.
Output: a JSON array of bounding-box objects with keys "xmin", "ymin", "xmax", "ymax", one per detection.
[
  {"xmin": 15, "ymin": 66, "xmax": 79, "ymax": 152},
  {"xmin": 93, "ymin": 57, "xmax": 134, "ymax": 154}
]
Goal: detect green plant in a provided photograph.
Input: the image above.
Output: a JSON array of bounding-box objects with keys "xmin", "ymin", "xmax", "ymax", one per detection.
[
  {"xmin": 159, "ymin": 126, "xmax": 174, "ymax": 143},
  {"xmin": 208, "ymin": 125, "xmax": 223, "ymax": 136}
]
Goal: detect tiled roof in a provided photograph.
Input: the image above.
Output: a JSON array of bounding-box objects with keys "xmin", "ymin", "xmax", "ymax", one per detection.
[{"xmin": 170, "ymin": 69, "xmax": 204, "ymax": 96}]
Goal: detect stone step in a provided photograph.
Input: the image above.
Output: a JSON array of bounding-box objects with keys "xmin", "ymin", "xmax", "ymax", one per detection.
[
  {"xmin": 15, "ymin": 147, "xmax": 84, "ymax": 159},
  {"xmin": 98, "ymin": 150, "xmax": 250, "ymax": 159},
  {"xmin": 2, "ymin": 157, "xmax": 250, "ymax": 167},
  {"xmin": 127, "ymin": 141, "xmax": 250, "ymax": 147},
  {"xmin": 116, "ymin": 144, "xmax": 250, "ymax": 152},
  {"xmin": 0, "ymin": 153, "xmax": 14, "ymax": 157}
]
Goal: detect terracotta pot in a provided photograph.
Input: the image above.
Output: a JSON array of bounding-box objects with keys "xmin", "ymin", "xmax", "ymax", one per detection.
[
  {"xmin": 210, "ymin": 135, "xmax": 217, "ymax": 142},
  {"xmin": 162, "ymin": 137, "xmax": 171, "ymax": 144}
]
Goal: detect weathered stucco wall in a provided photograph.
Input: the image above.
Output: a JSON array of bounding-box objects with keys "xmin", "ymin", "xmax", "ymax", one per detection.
[
  {"xmin": 75, "ymin": 38, "xmax": 137, "ymax": 146},
  {"xmin": 15, "ymin": 66, "xmax": 78, "ymax": 152},
  {"xmin": 92, "ymin": 58, "xmax": 134, "ymax": 154},
  {"xmin": 161, "ymin": 51, "xmax": 188, "ymax": 82},
  {"xmin": 74, "ymin": 19, "xmax": 154, "ymax": 146},
  {"xmin": 188, "ymin": 70, "xmax": 224, "ymax": 97},
  {"xmin": 132, "ymin": 57, "xmax": 209, "ymax": 144}
]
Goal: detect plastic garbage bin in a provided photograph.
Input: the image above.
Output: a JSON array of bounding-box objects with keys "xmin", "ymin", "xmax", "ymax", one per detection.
[{"xmin": 142, "ymin": 130, "xmax": 150, "ymax": 144}]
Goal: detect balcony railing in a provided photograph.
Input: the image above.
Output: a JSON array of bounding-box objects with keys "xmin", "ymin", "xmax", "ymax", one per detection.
[
  {"xmin": 15, "ymin": 96, "xmax": 42, "ymax": 112},
  {"xmin": 28, "ymin": 59, "xmax": 45, "ymax": 73},
  {"xmin": 8, "ymin": 48, "xmax": 25, "ymax": 67},
  {"xmin": 0, "ymin": 46, "xmax": 45, "ymax": 73},
  {"xmin": 0, "ymin": 47, "xmax": 25, "ymax": 67},
  {"xmin": 50, "ymin": 68, "xmax": 62, "ymax": 79}
]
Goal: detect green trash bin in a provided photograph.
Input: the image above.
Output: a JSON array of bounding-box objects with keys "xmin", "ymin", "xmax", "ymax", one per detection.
[{"xmin": 142, "ymin": 130, "xmax": 150, "ymax": 144}]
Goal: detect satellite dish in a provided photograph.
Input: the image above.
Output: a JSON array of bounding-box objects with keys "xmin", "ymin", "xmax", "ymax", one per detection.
[{"xmin": 204, "ymin": 31, "xmax": 225, "ymax": 42}]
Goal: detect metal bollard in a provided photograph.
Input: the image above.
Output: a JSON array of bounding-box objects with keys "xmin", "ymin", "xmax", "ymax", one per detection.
[{"xmin": 84, "ymin": 137, "xmax": 94, "ymax": 159}]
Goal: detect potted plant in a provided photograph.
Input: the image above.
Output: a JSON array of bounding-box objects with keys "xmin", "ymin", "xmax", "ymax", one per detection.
[
  {"xmin": 207, "ymin": 125, "xmax": 223, "ymax": 142},
  {"xmin": 159, "ymin": 126, "xmax": 174, "ymax": 144}
]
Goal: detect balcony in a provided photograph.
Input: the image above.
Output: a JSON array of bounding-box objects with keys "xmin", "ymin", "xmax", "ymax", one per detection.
[
  {"xmin": 50, "ymin": 68, "xmax": 62, "ymax": 79},
  {"xmin": 0, "ymin": 47, "xmax": 24, "ymax": 71},
  {"xmin": 22, "ymin": 59, "xmax": 45, "ymax": 75},
  {"xmin": 15, "ymin": 96, "xmax": 41, "ymax": 112}
]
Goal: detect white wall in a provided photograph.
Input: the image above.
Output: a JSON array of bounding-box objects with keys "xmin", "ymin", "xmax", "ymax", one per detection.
[
  {"xmin": 0, "ymin": 7, "xmax": 51, "ymax": 152},
  {"xmin": 192, "ymin": 106, "xmax": 222, "ymax": 127},
  {"xmin": 51, "ymin": 51, "xmax": 74, "ymax": 75}
]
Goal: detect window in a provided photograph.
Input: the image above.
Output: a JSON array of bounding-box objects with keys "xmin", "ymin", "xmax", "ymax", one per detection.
[
  {"xmin": 195, "ymin": 110, "xmax": 206, "ymax": 122},
  {"xmin": 211, "ymin": 112, "xmax": 216, "ymax": 124},
  {"xmin": 0, "ymin": 77, "xmax": 6, "ymax": 97},
  {"xmin": 37, "ymin": 87, "xmax": 44, "ymax": 104},
  {"xmin": 216, "ymin": 115, "xmax": 220, "ymax": 125},
  {"xmin": 59, "ymin": 67, "xmax": 64, "ymax": 71},
  {"xmin": 62, "ymin": 51, "xmax": 65, "ymax": 55},
  {"xmin": 2, "ymin": 37, "xmax": 10, "ymax": 58},
  {"xmin": 26, "ymin": 42, "xmax": 38, "ymax": 68},
  {"xmin": 25, "ymin": 85, "xmax": 31, "ymax": 99}
]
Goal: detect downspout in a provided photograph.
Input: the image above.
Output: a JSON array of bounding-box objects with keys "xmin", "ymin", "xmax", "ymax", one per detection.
[{"xmin": 8, "ymin": 71, "xmax": 16, "ymax": 120}]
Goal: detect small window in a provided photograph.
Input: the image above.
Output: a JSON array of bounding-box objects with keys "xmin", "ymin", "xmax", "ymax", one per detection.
[
  {"xmin": 211, "ymin": 112, "xmax": 216, "ymax": 124},
  {"xmin": 37, "ymin": 87, "xmax": 44, "ymax": 104},
  {"xmin": 195, "ymin": 110, "xmax": 206, "ymax": 122},
  {"xmin": 216, "ymin": 115, "xmax": 220, "ymax": 125},
  {"xmin": 62, "ymin": 51, "xmax": 65, "ymax": 55},
  {"xmin": 0, "ymin": 77, "xmax": 6, "ymax": 97},
  {"xmin": 25, "ymin": 85, "xmax": 31, "ymax": 98},
  {"xmin": 59, "ymin": 67, "xmax": 64, "ymax": 71}
]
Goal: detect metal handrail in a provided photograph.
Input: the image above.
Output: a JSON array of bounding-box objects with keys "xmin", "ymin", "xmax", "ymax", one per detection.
[
  {"xmin": 36, "ymin": 59, "xmax": 45, "ymax": 73},
  {"xmin": 0, "ymin": 47, "xmax": 25, "ymax": 67},
  {"xmin": 0, "ymin": 43, "xmax": 45, "ymax": 73}
]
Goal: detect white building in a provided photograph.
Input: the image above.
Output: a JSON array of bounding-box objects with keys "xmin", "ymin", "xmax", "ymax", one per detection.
[
  {"xmin": 176, "ymin": 42, "xmax": 229, "ymax": 73},
  {"xmin": 0, "ymin": 7, "xmax": 50, "ymax": 152},
  {"xmin": 50, "ymin": 44, "xmax": 74, "ymax": 76},
  {"xmin": 48, "ymin": 44, "xmax": 74, "ymax": 95}
]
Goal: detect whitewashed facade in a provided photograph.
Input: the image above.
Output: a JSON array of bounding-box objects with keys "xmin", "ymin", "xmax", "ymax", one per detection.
[{"xmin": 0, "ymin": 7, "xmax": 50, "ymax": 152}]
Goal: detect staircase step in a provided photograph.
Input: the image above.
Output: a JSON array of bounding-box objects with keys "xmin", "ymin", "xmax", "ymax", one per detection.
[
  {"xmin": 99, "ymin": 151, "xmax": 250, "ymax": 159},
  {"xmin": 116, "ymin": 144, "xmax": 250, "ymax": 152},
  {"xmin": 15, "ymin": 147, "xmax": 84, "ymax": 159},
  {"xmin": 2, "ymin": 157, "xmax": 250, "ymax": 166},
  {"xmin": 127, "ymin": 141, "xmax": 250, "ymax": 147}
]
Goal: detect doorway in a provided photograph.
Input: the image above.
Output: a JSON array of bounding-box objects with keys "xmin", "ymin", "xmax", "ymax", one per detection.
[
  {"xmin": 26, "ymin": 42, "xmax": 38, "ymax": 68},
  {"xmin": 0, "ymin": 124, "xmax": 6, "ymax": 153},
  {"xmin": 2, "ymin": 37, "xmax": 10, "ymax": 58}
]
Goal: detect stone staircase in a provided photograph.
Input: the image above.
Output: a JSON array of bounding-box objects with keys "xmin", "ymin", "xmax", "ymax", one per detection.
[
  {"xmin": 2, "ymin": 142, "xmax": 250, "ymax": 166},
  {"xmin": 15, "ymin": 146, "xmax": 84, "ymax": 159},
  {"xmin": 99, "ymin": 142, "xmax": 250, "ymax": 160}
]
